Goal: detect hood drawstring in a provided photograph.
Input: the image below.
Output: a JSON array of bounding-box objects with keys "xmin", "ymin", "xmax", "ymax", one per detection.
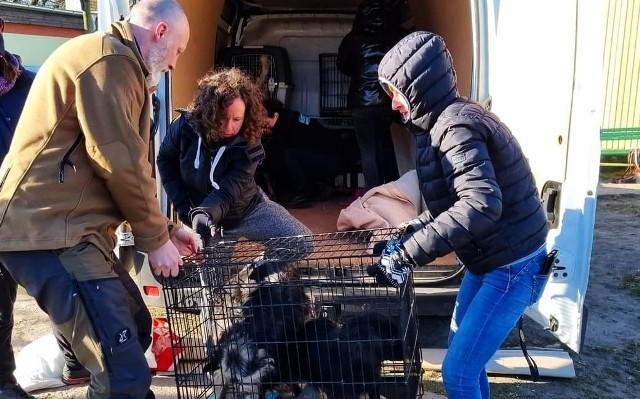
[
  {"xmin": 193, "ymin": 136, "xmax": 226, "ymax": 190},
  {"xmin": 194, "ymin": 137, "xmax": 202, "ymax": 169},
  {"xmin": 209, "ymin": 146, "xmax": 226, "ymax": 190}
]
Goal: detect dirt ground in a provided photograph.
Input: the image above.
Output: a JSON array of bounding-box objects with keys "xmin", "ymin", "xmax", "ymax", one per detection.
[{"xmin": 11, "ymin": 183, "xmax": 640, "ymax": 399}]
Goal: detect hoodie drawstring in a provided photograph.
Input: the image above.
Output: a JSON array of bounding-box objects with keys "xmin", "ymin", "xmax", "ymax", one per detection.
[
  {"xmin": 194, "ymin": 137, "xmax": 202, "ymax": 169},
  {"xmin": 193, "ymin": 136, "xmax": 226, "ymax": 190},
  {"xmin": 209, "ymin": 146, "xmax": 226, "ymax": 190}
]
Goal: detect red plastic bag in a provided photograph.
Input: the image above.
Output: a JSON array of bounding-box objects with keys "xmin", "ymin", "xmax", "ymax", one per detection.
[{"xmin": 151, "ymin": 317, "xmax": 183, "ymax": 372}]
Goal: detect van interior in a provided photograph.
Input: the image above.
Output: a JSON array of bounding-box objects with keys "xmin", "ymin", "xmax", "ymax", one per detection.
[{"xmin": 170, "ymin": 1, "xmax": 475, "ymax": 198}]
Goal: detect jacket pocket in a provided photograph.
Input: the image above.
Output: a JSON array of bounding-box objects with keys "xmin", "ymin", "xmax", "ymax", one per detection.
[
  {"xmin": 58, "ymin": 132, "xmax": 83, "ymax": 183},
  {"xmin": 58, "ymin": 241, "xmax": 118, "ymax": 282}
]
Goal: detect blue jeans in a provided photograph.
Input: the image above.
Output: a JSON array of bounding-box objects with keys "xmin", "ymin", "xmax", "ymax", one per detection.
[{"xmin": 442, "ymin": 246, "xmax": 548, "ymax": 399}]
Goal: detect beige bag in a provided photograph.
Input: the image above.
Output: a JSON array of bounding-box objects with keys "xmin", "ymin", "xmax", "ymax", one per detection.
[{"xmin": 336, "ymin": 169, "xmax": 421, "ymax": 231}]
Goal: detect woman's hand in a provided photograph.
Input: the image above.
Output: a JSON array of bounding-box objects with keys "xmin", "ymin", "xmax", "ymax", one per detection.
[{"xmin": 171, "ymin": 227, "xmax": 199, "ymax": 256}]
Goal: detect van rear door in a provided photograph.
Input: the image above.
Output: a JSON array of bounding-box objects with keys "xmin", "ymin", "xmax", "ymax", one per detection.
[{"xmin": 482, "ymin": 0, "xmax": 605, "ymax": 352}]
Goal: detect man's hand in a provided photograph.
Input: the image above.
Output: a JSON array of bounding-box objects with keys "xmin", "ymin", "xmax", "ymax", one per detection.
[
  {"xmin": 147, "ymin": 240, "xmax": 182, "ymax": 278},
  {"xmin": 367, "ymin": 239, "xmax": 415, "ymax": 287},
  {"xmin": 172, "ymin": 227, "xmax": 199, "ymax": 256}
]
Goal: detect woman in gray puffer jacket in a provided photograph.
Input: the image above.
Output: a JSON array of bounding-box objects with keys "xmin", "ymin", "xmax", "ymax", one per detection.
[{"xmin": 372, "ymin": 31, "xmax": 551, "ymax": 399}]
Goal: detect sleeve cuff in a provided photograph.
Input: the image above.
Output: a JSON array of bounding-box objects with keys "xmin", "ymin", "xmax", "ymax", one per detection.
[{"xmin": 401, "ymin": 234, "xmax": 435, "ymax": 267}]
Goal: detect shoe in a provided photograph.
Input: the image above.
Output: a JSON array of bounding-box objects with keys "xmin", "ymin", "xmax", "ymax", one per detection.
[
  {"xmin": 145, "ymin": 390, "xmax": 155, "ymax": 399},
  {"xmin": 0, "ymin": 383, "xmax": 37, "ymax": 399},
  {"xmin": 62, "ymin": 364, "xmax": 91, "ymax": 385}
]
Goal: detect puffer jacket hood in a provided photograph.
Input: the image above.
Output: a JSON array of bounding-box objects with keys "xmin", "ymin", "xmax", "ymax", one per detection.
[{"xmin": 378, "ymin": 31, "xmax": 459, "ymax": 132}]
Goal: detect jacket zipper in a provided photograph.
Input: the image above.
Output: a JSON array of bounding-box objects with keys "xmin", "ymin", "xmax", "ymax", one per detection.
[{"xmin": 58, "ymin": 133, "xmax": 83, "ymax": 183}]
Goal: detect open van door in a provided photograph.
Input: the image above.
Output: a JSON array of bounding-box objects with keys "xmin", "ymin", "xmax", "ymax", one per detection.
[{"xmin": 481, "ymin": 0, "xmax": 605, "ymax": 352}]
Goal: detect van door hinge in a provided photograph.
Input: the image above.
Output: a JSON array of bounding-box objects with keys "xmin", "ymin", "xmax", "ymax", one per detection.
[{"xmin": 541, "ymin": 182, "xmax": 561, "ymax": 229}]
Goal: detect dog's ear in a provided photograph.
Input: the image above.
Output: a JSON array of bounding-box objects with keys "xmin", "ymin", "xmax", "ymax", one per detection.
[{"xmin": 203, "ymin": 352, "xmax": 220, "ymax": 374}]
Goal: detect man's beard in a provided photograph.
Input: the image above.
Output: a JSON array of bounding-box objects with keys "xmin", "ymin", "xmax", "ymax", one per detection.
[{"xmin": 146, "ymin": 39, "xmax": 169, "ymax": 87}]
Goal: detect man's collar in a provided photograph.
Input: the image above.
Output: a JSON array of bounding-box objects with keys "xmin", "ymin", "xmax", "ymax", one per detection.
[{"xmin": 108, "ymin": 21, "xmax": 150, "ymax": 79}]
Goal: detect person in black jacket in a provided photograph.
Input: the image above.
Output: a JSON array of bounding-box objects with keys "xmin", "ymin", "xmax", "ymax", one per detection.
[
  {"xmin": 337, "ymin": 0, "xmax": 403, "ymax": 190},
  {"xmin": 260, "ymin": 99, "xmax": 352, "ymax": 208},
  {"xmin": 157, "ymin": 68, "xmax": 311, "ymax": 252},
  {"xmin": 370, "ymin": 32, "xmax": 551, "ymax": 399}
]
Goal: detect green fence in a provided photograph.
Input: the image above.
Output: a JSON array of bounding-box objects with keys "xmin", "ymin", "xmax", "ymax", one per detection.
[{"xmin": 600, "ymin": 0, "xmax": 640, "ymax": 166}]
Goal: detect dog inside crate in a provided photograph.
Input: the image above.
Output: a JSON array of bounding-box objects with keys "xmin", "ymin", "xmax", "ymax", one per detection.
[{"xmin": 165, "ymin": 229, "xmax": 420, "ymax": 399}]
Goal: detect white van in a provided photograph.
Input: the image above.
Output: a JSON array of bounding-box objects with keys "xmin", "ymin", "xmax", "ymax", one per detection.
[{"xmin": 113, "ymin": 0, "xmax": 603, "ymax": 354}]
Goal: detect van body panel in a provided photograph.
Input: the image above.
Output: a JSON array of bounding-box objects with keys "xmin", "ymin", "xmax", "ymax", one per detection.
[
  {"xmin": 173, "ymin": 1, "xmax": 222, "ymax": 111},
  {"xmin": 486, "ymin": 0, "xmax": 604, "ymax": 352},
  {"xmin": 410, "ymin": 0, "xmax": 473, "ymax": 96}
]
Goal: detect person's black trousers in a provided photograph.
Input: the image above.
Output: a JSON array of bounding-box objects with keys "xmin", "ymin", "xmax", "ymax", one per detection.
[
  {"xmin": 351, "ymin": 105, "xmax": 398, "ymax": 190},
  {"xmin": 0, "ymin": 245, "xmax": 153, "ymax": 399},
  {"xmin": 0, "ymin": 264, "xmax": 18, "ymax": 386}
]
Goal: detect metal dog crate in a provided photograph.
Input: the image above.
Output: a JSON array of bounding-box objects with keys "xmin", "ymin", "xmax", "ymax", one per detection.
[
  {"xmin": 319, "ymin": 53, "xmax": 350, "ymax": 116},
  {"xmin": 162, "ymin": 229, "xmax": 422, "ymax": 399},
  {"xmin": 317, "ymin": 53, "xmax": 353, "ymax": 130},
  {"xmin": 219, "ymin": 46, "xmax": 294, "ymax": 107}
]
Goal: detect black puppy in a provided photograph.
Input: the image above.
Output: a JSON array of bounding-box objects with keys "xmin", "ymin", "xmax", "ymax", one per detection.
[
  {"xmin": 299, "ymin": 317, "xmax": 342, "ymax": 395},
  {"xmin": 336, "ymin": 312, "xmax": 403, "ymax": 399},
  {"xmin": 205, "ymin": 269, "xmax": 311, "ymax": 399}
]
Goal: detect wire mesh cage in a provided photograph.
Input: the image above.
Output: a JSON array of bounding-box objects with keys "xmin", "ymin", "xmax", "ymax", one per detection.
[
  {"xmin": 162, "ymin": 228, "xmax": 423, "ymax": 399},
  {"xmin": 219, "ymin": 46, "xmax": 293, "ymax": 106},
  {"xmin": 319, "ymin": 53, "xmax": 351, "ymax": 118}
]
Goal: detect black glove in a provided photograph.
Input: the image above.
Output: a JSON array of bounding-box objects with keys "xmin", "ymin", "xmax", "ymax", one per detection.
[
  {"xmin": 189, "ymin": 209, "xmax": 216, "ymax": 242},
  {"xmin": 367, "ymin": 239, "xmax": 415, "ymax": 287}
]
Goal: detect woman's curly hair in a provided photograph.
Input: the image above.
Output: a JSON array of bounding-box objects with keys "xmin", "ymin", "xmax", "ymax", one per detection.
[{"xmin": 186, "ymin": 67, "xmax": 266, "ymax": 145}]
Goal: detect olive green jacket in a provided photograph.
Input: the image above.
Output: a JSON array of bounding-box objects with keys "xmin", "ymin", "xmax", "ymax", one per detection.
[{"xmin": 0, "ymin": 22, "xmax": 176, "ymax": 255}]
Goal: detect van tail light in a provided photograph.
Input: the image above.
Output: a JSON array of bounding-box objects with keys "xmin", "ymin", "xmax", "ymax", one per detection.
[{"xmin": 144, "ymin": 285, "xmax": 161, "ymax": 297}]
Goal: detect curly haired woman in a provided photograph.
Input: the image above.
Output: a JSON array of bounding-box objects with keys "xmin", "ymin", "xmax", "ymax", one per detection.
[{"xmin": 157, "ymin": 68, "xmax": 311, "ymax": 253}]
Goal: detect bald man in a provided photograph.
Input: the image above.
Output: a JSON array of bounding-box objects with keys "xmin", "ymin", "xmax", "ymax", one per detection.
[{"xmin": 0, "ymin": 1, "xmax": 194, "ymax": 398}]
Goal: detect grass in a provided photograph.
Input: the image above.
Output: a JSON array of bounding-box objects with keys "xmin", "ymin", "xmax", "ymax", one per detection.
[
  {"xmin": 619, "ymin": 272, "xmax": 640, "ymax": 297},
  {"xmin": 148, "ymin": 305, "xmax": 167, "ymax": 318},
  {"xmin": 421, "ymin": 370, "xmax": 446, "ymax": 396},
  {"xmin": 599, "ymin": 164, "xmax": 629, "ymax": 182}
]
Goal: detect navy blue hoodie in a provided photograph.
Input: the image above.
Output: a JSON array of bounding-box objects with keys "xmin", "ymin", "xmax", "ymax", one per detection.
[{"xmin": 0, "ymin": 63, "xmax": 35, "ymax": 164}]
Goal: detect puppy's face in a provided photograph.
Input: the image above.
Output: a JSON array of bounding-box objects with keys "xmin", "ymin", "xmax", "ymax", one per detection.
[
  {"xmin": 220, "ymin": 329, "xmax": 258, "ymax": 382},
  {"xmin": 219, "ymin": 334, "xmax": 275, "ymax": 399}
]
